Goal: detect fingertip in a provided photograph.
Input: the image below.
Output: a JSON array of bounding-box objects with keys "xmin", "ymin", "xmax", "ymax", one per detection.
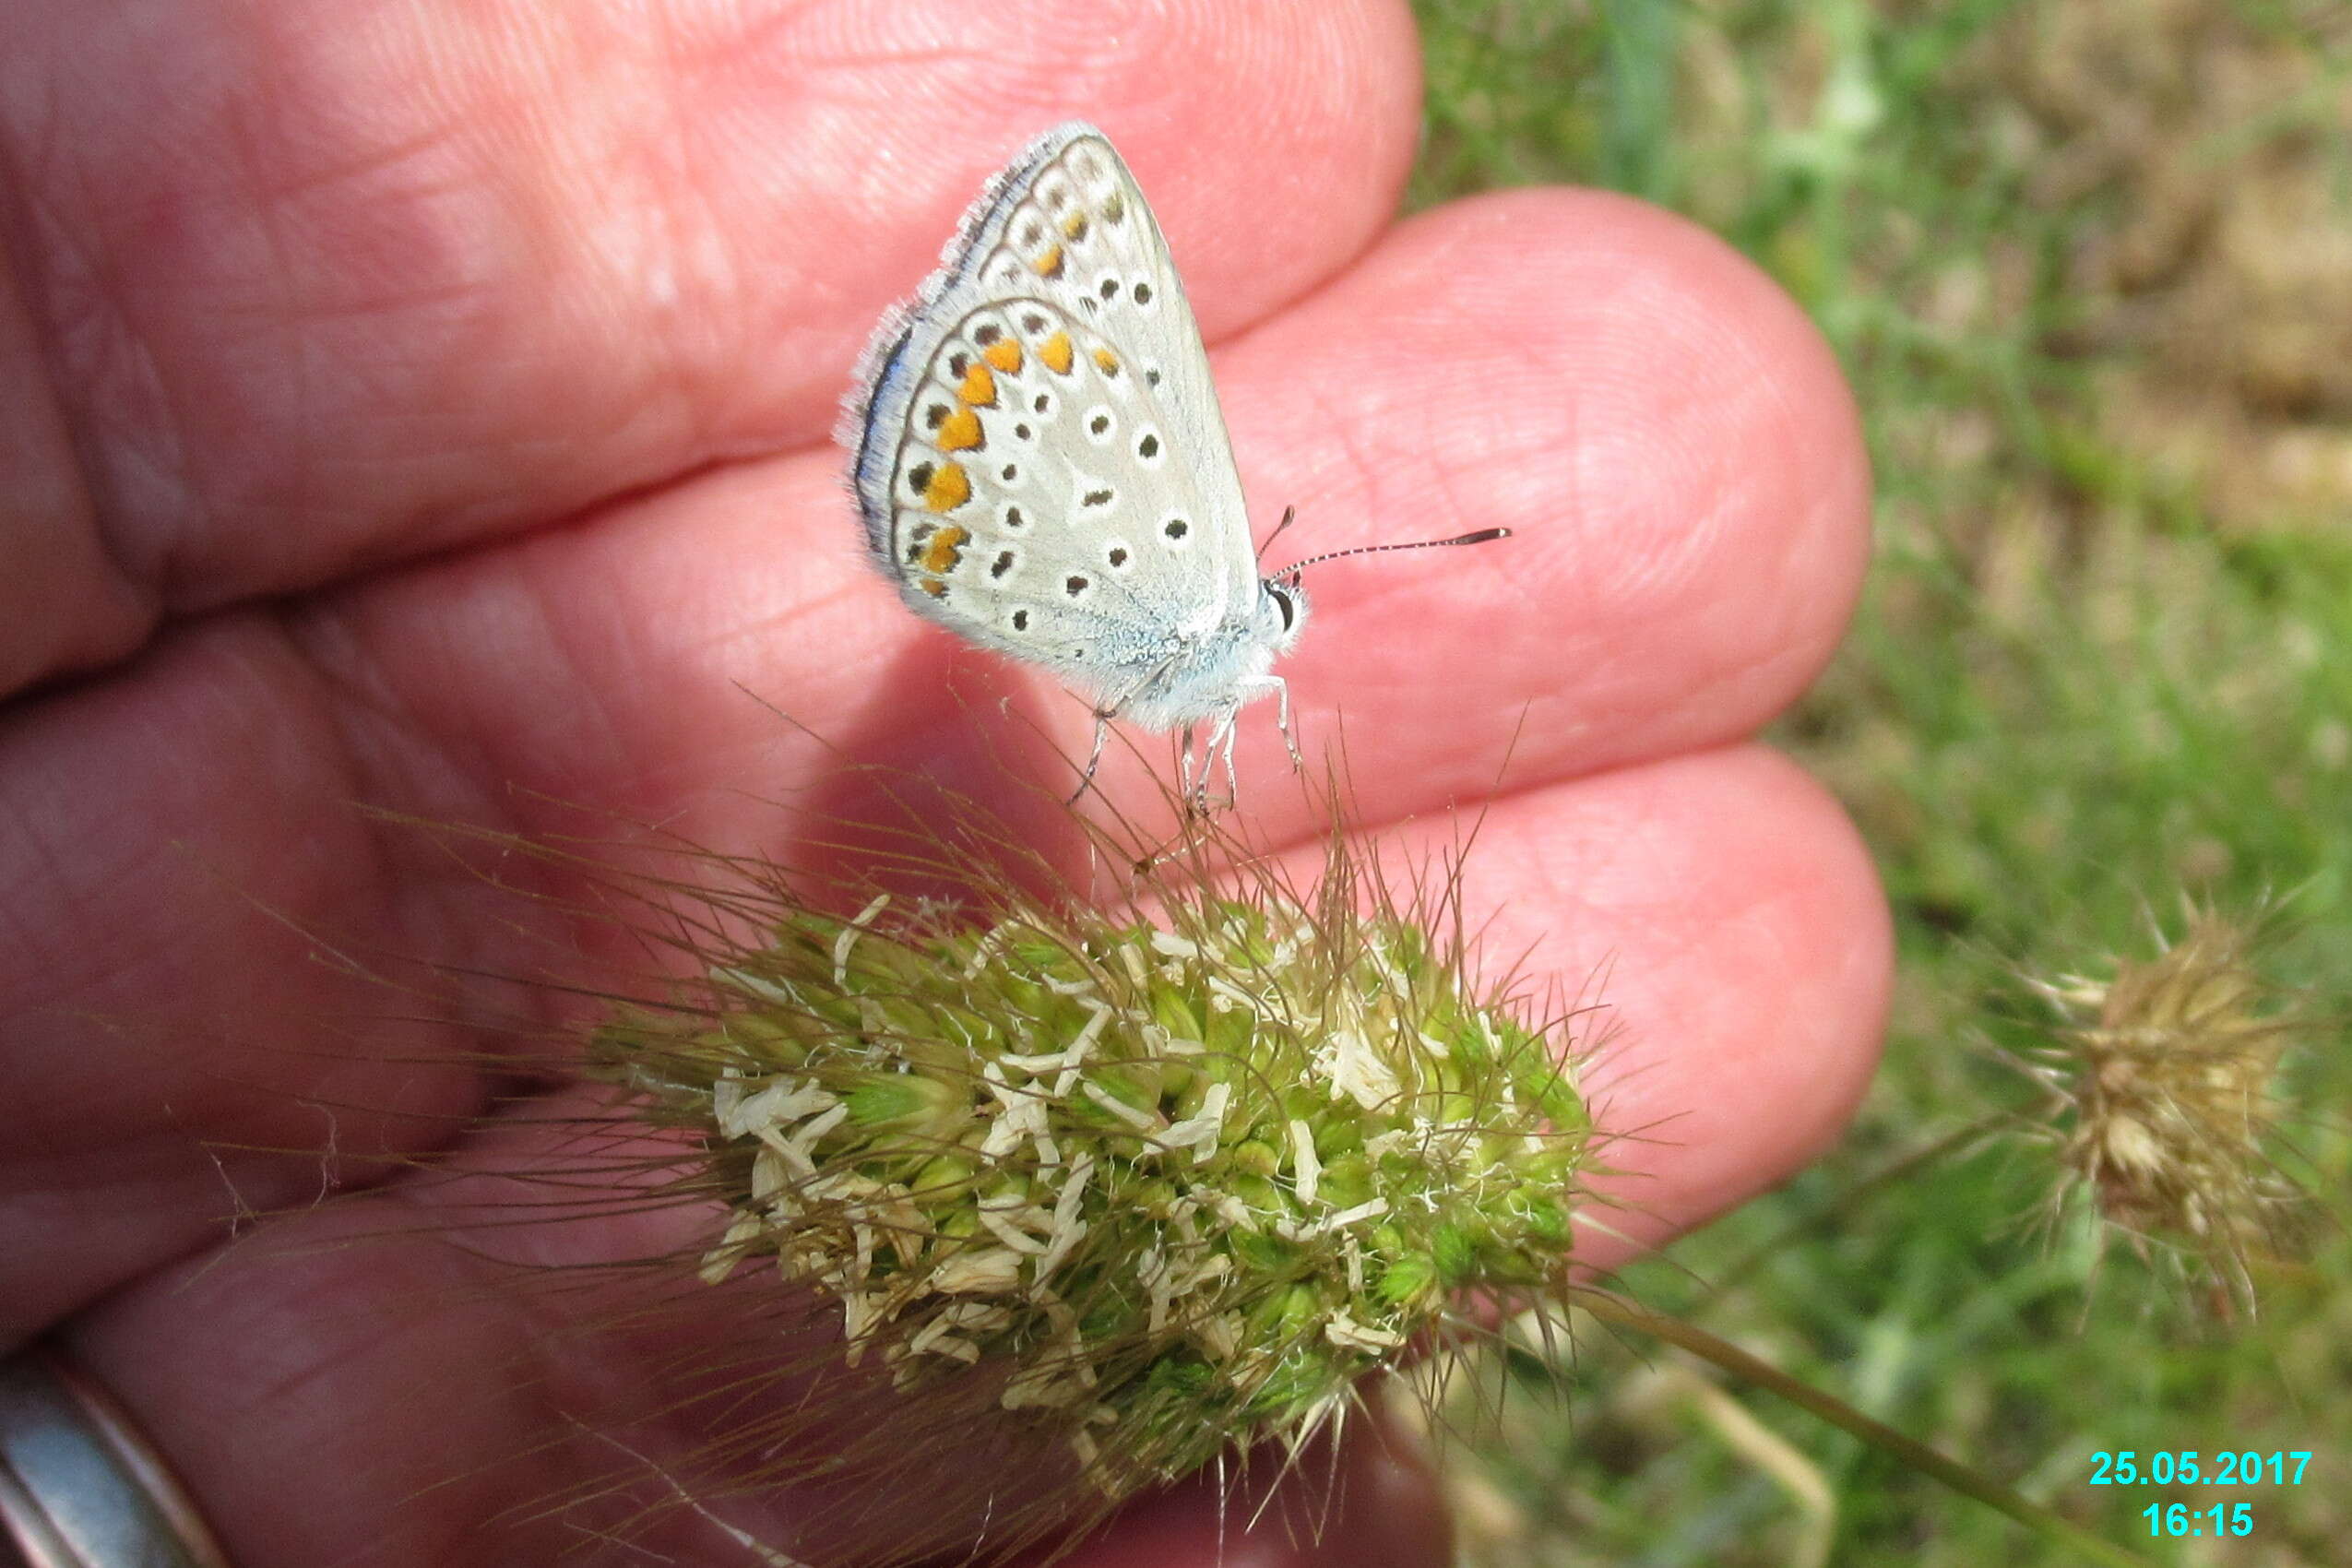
[
  {"xmin": 1059, "ymin": 1401, "xmax": 1452, "ymax": 1568},
  {"xmin": 1225, "ymin": 184, "xmax": 1871, "ymax": 789},
  {"xmin": 1563, "ymin": 744, "xmax": 1891, "ymax": 1258},
  {"xmin": 1414, "ymin": 184, "xmax": 1871, "ymax": 692}
]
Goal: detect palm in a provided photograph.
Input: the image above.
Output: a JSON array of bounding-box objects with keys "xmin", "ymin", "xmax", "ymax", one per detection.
[{"xmin": 0, "ymin": 4, "xmax": 1884, "ymax": 1564}]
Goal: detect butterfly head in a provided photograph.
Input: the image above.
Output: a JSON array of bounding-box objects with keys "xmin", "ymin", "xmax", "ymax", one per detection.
[{"xmin": 1258, "ymin": 572, "xmax": 1311, "ymax": 658}]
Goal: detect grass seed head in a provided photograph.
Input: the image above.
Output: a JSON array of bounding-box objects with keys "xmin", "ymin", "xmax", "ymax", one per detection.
[
  {"xmin": 2025, "ymin": 900, "xmax": 2317, "ymax": 1312},
  {"xmin": 584, "ymin": 813, "xmax": 1591, "ymax": 1523}
]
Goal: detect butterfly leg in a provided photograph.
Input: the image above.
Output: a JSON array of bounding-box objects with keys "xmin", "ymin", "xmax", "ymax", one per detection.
[
  {"xmin": 1270, "ymin": 674, "xmax": 1301, "ymax": 771},
  {"xmin": 1176, "ymin": 729, "xmax": 1213, "ymax": 817},
  {"xmin": 1067, "ymin": 707, "xmax": 1118, "ymax": 805},
  {"xmin": 1218, "ymin": 675, "xmax": 1301, "ymax": 791},
  {"xmin": 1205, "ymin": 707, "xmax": 1242, "ymax": 809}
]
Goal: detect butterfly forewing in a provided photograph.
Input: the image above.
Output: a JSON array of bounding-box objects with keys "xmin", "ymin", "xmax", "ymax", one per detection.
[{"xmin": 963, "ymin": 131, "xmax": 1255, "ymax": 613}]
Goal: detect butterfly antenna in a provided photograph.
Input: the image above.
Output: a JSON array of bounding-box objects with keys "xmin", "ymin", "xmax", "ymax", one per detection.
[
  {"xmin": 1254, "ymin": 504, "xmax": 1301, "ymax": 563},
  {"xmin": 1277, "ymin": 526, "xmax": 1512, "ymax": 582}
]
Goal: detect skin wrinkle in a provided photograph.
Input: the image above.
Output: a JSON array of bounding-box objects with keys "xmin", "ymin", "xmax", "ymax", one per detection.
[
  {"xmin": 292, "ymin": 563, "xmax": 572, "ymax": 823},
  {"xmin": 259, "ymin": 603, "xmax": 526, "ymax": 981},
  {"xmin": 1263, "ymin": 267, "xmax": 1573, "ymax": 650},
  {"xmin": 18, "ymin": 20, "xmax": 466, "ymax": 614},
  {"xmin": 1245, "ymin": 199, "xmax": 1710, "ymax": 647},
  {"xmin": 478, "ymin": 541, "xmax": 676, "ymax": 805},
  {"xmin": 1273, "ymin": 366, "xmax": 1384, "ymax": 561},
  {"xmin": 1265, "ymin": 362, "xmax": 1538, "ymax": 752},
  {"xmin": 225, "ymin": 49, "xmax": 324, "ymax": 567},
  {"xmin": 1740, "ymin": 355, "xmax": 1867, "ymax": 677},
  {"xmin": 2, "ymin": 638, "xmax": 494, "ymax": 1331},
  {"xmin": 45, "ymin": 43, "xmax": 231, "ymax": 592},
  {"xmin": 1640, "ymin": 339, "xmax": 1862, "ymax": 716},
  {"xmin": 24, "ymin": 829, "xmax": 211, "ymax": 1010},
  {"xmin": 625, "ymin": 26, "xmax": 765, "ymax": 460},
  {"xmin": 0, "ymin": 158, "xmax": 173, "ymax": 640},
  {"xmin": 0, "ymin": 649, "xmax": 317, "ymax": 1012},
  {"xmin": 0, "ymin": 224, "xmax": 142, "ymax": 690},
  {"xmin": 0, "ymin": 781, "xmax": 110, "ymax": 1005}
]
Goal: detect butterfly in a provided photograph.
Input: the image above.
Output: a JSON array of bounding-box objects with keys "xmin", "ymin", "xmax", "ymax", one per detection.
[{"xmin": 841, "ymin": 123, "xmax": 1503, "ymax": 802}]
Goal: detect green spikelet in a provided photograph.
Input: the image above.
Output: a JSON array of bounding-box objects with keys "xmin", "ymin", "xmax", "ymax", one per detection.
[{"xmin": 589, "ymin": 870, "xmax": 1588, "ymax": 1500}]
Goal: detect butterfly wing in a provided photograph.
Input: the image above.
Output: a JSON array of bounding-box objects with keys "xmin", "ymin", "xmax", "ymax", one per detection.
[{"xmin": 843, "ymin": 124, "xmax": 1262, "ymax": 719}]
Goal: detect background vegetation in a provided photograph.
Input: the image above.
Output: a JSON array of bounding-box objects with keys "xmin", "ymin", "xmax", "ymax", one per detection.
[{"xmin": 1406, "ymin": 3, "xmax": 2352, "ymax": 1563}]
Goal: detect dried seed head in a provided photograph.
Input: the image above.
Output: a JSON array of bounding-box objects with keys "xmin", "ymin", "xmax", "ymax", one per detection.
[
  {"xmin": 2024, "ymin": 900, "xmax": 2317, "ymax": 1312},
  {"xmin": 583, "ymin": 816, "xmax": 1591, "ymax": 1535}
]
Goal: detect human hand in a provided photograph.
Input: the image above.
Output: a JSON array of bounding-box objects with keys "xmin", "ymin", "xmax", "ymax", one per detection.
[{"xmin": 0, "ymin": 2, "xmax": 1885, "ymax": 1563}]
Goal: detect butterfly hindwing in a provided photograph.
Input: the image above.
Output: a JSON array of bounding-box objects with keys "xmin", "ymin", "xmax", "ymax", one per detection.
[
  {"xmin": 875, "ymin": 293, "xmax": 1247, "ymax": 708},
  {"xmin": 846, "ymin": 124, "xmax": 1261, "ymax": 707}
]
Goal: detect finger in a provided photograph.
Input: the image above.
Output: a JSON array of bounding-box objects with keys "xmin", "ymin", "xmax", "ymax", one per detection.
[
  {"xmin": 0, "ymin": 0, "xmax": 1419, "ymax": 689},
  {"xmin": 0, "ymin": 617, "xmax": 515, "ymax": 1343},
  {"xmin": 286, "ymin": 188, "xmax": 1864, "ymax": 833},
  {"xmin": 1213, "ymin": 186, "xmax": 1871, "ymax": 823}
]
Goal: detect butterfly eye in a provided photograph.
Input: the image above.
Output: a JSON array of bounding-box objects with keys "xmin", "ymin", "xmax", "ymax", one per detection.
[{"xmin": 1269, "ymin": 586, "xmax": 1296, "ymax": 632}]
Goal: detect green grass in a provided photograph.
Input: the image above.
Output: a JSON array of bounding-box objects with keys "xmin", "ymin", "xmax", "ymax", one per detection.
[{"xmin": 1410, "ymin": 3, "xmax": 2352, "ymax": 1563}]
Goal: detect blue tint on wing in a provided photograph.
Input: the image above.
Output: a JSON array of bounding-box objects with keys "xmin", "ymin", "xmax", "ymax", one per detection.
[{"xmin": 842, "ymin": 124, "xmax": 1099, "ymax": 565}]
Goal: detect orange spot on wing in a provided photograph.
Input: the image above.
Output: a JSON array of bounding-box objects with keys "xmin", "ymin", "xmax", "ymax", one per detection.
[
  {"xmin": 1061, "ymin": 211, "xmax": 1089, "ymax": 240},
  {"xmin": 936, "ymin": 408, "xmax": 982, "ymax": 451},
  {"xmin": 1039, "ymin": 332, "xmax": 1075, "ymax": 374},
  {"xmin": 1031, "ymin": 244, "xmax": 1064, "ymax": 279},
  {"xmin": 982, "ymin": 339, "xmax": 1023, "ymax": 374},
  {"xmin": 956, "ymin": 362, "xmax": 997, "ymax": 406},
  {"xmin": 919, "ymin": 524, "xmax": 969, "ymax": 573},
  {"xmin": 1092, "ymin": 347, "xmax": 1121, "ymax": 374},
  {"xmin": 923, "ymin": 463, "xmax": 971, "ymax": 512},
  {"xmin": 921, "ymin": 578, "xmax": 948, "ymax": 598}
]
